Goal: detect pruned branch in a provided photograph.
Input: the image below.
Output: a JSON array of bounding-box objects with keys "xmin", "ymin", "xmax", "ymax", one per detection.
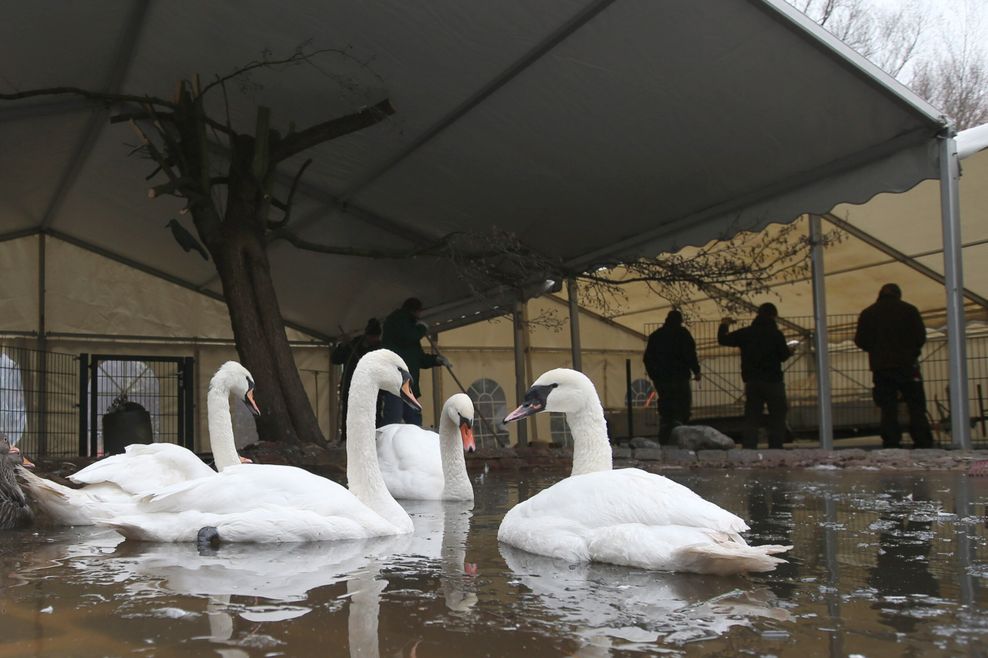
[{"xmin": 271, "ymin": 99, "xmax": 395, "ymax": 162}]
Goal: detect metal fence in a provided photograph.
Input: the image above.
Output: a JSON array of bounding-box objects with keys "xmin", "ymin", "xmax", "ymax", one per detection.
[
  {"xmin": 0, "ymin": 346, "xmax": 196, "ymax": 458},
  {"xmin": 639, "ymin": 315, "xmax": 988, "ymax": 448},
  {"xmin": 0, "ymin": 345, "xmax": 80, "ymax": 457}
]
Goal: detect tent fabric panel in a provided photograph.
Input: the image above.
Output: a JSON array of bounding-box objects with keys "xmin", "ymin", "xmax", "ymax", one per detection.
[{"xmin": 0, "ymin": 237, "xmax": 40, "ymax": 333}]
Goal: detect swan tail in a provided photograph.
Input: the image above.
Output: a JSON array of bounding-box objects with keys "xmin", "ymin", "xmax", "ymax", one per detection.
[
  {"xmin": 16, "ymin": 467, "xmax": 95, "ymax": 526},
  {"xmin": 675, "ymin": 542, "xmax": 793, "ymax": 575}
]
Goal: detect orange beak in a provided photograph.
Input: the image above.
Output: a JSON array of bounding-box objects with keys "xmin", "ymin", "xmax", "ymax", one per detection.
[
  {"xmin": 245, "ymin": 389, "xmax": 261, "ymax": 416},
  {"xmin": 400, "ymin": 379, "xmax": 422, "ymax": 410},
  {"xmin": 460, "ymin": 422, "xmax": 476, "ymax": 453}
]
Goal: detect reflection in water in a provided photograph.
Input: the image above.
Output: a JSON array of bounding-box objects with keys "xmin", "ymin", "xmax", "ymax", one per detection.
[
  {"xmin": 866, "ymin": 479, "xmax": 941, "ymax": 633},
  {"xmin": 745, "ymin": 472, "xmax": 799, "ymax": 598},
  {"xmin": 500, "ymin": 543, "xmax": 791, "ymax": 651},
  {"xmin": 0, "ymin": 470, "xmax": 985, "ymax": 657}
]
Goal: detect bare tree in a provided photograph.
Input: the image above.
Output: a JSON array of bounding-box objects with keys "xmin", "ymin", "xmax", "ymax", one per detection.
[
  {"xmin": 1, "ymin": 46, "xmax": 398, "ymax": 448},
  {"xmin": 791, "ymin": 0, "xmax": 988, "ymax": 130}
]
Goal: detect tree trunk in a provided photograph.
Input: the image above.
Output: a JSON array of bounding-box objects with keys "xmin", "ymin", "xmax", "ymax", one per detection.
[{"xmin": 195, "ymin": 139, "xmax": 326, "ymax": 447}]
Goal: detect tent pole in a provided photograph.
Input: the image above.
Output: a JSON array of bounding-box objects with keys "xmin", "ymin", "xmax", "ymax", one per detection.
[
  {"xmin": 567, "ymin": 277, "xmax": 583, "ymax": 372},
  {"xmin": 809, "ymin": 215, "xmax": 834, "ymax": 449},
  {"xmin": 513, "ymin": 300, "xmax": 529, "ymax": 447},
  {"xmin": 939, "ymin": 134, "xmax": 970, "ymax": 450},
  {"xmin": 430, "ymin": 332, "xmax": 443, "ymax": 427}
]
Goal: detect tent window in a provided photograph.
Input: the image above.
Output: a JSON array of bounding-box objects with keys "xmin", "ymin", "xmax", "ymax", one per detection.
[
  {"xmin": 94, "ymin": 360, "xmax": 162, "ymax": 450},
  {"xmin": 631, "ymin": 378, "xmax": 655, "ymax": 408},
  {"xmin": 466, "ymin": 378, "xmax": 509, "ymax": 448},
  {"xmin": 549, "ymin": 412, "xmax": 573, "ymax": 447},
  {"xmin": 0, "ymin": 353, "xmax": 27, "ymax": 445}
]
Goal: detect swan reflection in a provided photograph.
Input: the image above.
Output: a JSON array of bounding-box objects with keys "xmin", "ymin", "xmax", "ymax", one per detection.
[{"xmin": 499, "ymin": 543, "xmax": 791, "ymax": 650}]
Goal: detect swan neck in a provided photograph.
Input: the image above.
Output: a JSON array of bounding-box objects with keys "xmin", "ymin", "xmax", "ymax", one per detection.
[
  {"xmin": 438, "ymin": 407, "xmax": 473, "ymax": 501},
  {"xmin": 567, "ymin": 403, "xmax": 612, "ymax": 476},
  {"xmin": 207, "ymin": 387, "xmax": 241, "ymax": 472},
  {"xmin": 346, "ymin": 374, "xmax": 410, "ymax": 530}
]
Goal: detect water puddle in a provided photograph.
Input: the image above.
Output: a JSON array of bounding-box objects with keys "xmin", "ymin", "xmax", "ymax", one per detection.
[{"xmin": 1, "ymin": 469, "xmax": 986, "ymax": 656}]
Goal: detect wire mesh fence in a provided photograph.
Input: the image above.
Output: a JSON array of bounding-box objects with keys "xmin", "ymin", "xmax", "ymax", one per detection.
[
  {"xmin": 0, "ymin": 345, "xmax": 80, "ymax": 457},
  {"xmin": 640, "ymin": 316, "xmax": 988, "ymax": 448}
]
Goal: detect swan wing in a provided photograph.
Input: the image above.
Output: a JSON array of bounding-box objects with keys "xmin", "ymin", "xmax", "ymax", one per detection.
[
  {"xmin": 69, "ymin": 443, "xmax": 215, "ymax": 494},
  {"xmin": 376, "ymin": 424, "xmax": 444, "ymax": 499},
  {"xmin": 503, "ymin": 468, "xmax": 748, "ymax": 536}
]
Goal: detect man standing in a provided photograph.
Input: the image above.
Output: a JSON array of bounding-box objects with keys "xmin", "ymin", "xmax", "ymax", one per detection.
[
  {"xmin": 380, "ymin": 297, "xmax": 450, "ymax": 426},
  {"xmin": 854, "ymin": 283, "xmax": 933, "ymax": 449},
  {"xmin": 330, "ymin": 317, "xmax": 383, "ymax": 441},
  {"xmin": 643, "ymin": 310, "xmax": 701, "ymax": 444},
  {"xmin": 718, "ymin": 303, "xmax": 792, "ymax": 449}
]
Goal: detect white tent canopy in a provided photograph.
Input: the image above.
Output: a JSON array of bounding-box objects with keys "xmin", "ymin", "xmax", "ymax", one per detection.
[{"xmin": 0, "ymin": 0, "xmax": 949, "ymax": 340}]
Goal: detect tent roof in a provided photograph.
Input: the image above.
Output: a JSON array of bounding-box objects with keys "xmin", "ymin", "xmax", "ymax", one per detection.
[{"xmin": 0, "ymin": 1, "xmax": 948, "ymax": 340}]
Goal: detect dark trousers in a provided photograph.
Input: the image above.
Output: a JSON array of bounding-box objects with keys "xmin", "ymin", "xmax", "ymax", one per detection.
[
  {"xmin": 655, "ymin": 380, "xmax": 692, "ymax": 445},
  {"xmin": 377, "ymin": 391, "xmax": 423, "ymax": 427},
  {"xmin": 872, "ymin": 367, "xmax": 933, "ymax": 448},
  {"xmin": 743, "ymin": 381, "xmax": 789, "ymax": 449}
]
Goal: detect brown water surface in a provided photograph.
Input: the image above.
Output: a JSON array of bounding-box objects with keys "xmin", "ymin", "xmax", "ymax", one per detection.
[{"xmin": 1, "ymin": 469, "xmax": 986, "ymax": 657}]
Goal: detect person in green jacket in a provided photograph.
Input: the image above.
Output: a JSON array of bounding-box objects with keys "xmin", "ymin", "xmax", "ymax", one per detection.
[{"xmin": 379, "ymin": 297, "xmax": 450, "ymax": 426}]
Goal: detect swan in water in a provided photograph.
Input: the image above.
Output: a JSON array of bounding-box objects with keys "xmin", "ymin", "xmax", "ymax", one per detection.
[
  {"xmin": 17, "ymin": 361, "xmax": 259, "ymax": 525},
  {"xmin": 376, "ymin": 393, "xmax": 476, "ymax": 500},
  {"xmin": 497, "ymin": 368, "xmax": 791, "ymax": 575},
  {"xmin": 101, "ymin": 349, "xmax": 418, "ymax": 543}
]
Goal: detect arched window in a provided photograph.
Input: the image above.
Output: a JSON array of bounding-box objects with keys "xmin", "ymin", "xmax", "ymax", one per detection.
[
  {"xmin": 466, "ymin": 378, "xmax": 510, "ymax": 448},
  {"xmin": 0, "ymin": 353, "xmax": 27, "ymax": 446},
  {"xmin": 95, "ymin": 360, "xmax": 161, "ymax": 453},
  {"xmin": 549, "ymin": 412, "xmax": 573, "ymax": 447},
  {"xmin": 631, "ymin": 378, "xmax": 655, "ymax": 408}
]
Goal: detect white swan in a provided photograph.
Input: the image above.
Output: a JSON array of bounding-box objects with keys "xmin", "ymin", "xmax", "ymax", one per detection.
[
  {"xmin": 376, "ymin": 393, "xmax": 476, "ymax": 500},
  {"xmin": 100, "ymin": 349, "xmax": 417, "ymax": 543},
  {"xmin": 497, "ymin": 368, "xmax": 791, "ymax": 575},
  {"xmin": 17, "ymin": 361, "xmax": 259, "ymax": 525}
]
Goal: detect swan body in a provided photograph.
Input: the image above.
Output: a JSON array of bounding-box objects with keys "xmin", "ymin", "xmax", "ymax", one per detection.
[
  {"xmin": 101, "ymin": 349, "xmax": 417, "ymax": 543},
  {"xmin": 18, "ymin": 362, "xmax": 259, "ymax": 526},
  {"xmin": 376, "ymin": 393, "xmax": 476, "ymax": 500},
  {"xmin": 499, "ymin": 369, "xmax": 791, "ymax": 574}
]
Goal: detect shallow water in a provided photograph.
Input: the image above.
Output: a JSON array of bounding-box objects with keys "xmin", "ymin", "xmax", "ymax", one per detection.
[{"xmin": 1, "ymin": 469, "xmax": 986, "ymax": 657}]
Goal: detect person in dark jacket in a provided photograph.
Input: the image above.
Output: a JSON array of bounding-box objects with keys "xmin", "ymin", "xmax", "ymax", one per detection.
[
  {"xmin": 643, "ymin": 309, "xmax": 701, "ymax": 444},
  {"xmin": 380, "ymin": 297, "xmax": 450, "ymax": 426},
  {"xmin": 330, "ymin": 317, "xmax": 383, "ymax": 441},
  {"xmin": 718, "ymin": 303, "xmax": 792, "ymax": 449},
  {"xmin": 854, "ymin": 283, "xmax": 932, "ymax": 448}
]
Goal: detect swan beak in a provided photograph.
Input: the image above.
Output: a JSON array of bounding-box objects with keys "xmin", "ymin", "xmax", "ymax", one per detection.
[
  {"xmin": 460, "ymin": 420, "xmax": 476, "ymax": 453},
  {"xmin": 244, "ymin": 389, "xmax": 261, "ymax": 416},
  {"xmin": 503, "ymin": 383, "xmax": 555, "ymax": 422},
  {"xmin": 400, "ymin": 379, "xmax": 422, "ymax": 410},
  {"xmin": 503, "ymin": 402, "xmax": 540, "ymax": 422}
]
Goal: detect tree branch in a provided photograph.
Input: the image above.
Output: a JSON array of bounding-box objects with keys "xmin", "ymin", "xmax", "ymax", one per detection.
[{"xmin": 271, "ymin": 99, "xmax": 395, "ymax": 162}]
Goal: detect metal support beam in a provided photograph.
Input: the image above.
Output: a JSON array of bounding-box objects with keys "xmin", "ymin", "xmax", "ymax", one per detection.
[
  {"xmin": 37, "ymin": 232, "xmax": 48, "ymax": 454},
  {"xmin": 512, "ymin": 300, "xmax": 528, "ymax": 447},
  {"xmin": 430, "ymin": 332, "xmax": 443, "ymax": 427},
  {"xmin": 822, "ymin": 213, "xmax": 988, "ymax": 311},
  {"xmin": 939, "ymin": 135, "xmax": 970, "ymax": 450},
  {"xmin": 809, "ymin": 215, "xmax": 834, "ymax": 449},
  {"xmin": 566, "ymin": 277, "xmax": 583, "ymax": 372}
]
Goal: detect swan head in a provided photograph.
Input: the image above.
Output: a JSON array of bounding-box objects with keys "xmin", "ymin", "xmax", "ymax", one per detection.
[
  {"xmin": 355, "ymin": 349, "xmax": 421, "ymax": 411},
  {"xmin": 446, "ymin": 393, "xmax": 476, "ymax": 453},
  {"xmin": 210, "ymin": 361, "xmax": 261, "ymax": 417},
  {"xmin": 503, "ymin": 368, "xmax": 599, "ymax": 421}
]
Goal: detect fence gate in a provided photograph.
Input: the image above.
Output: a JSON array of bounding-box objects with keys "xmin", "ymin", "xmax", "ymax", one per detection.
[{"xmin": 83, "ymin": 355, "xmax": 195, "ymax": 456}]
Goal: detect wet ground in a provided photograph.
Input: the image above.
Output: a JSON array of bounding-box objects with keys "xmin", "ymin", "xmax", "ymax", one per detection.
[{"xmin": 1, "ymin": 469, "xmax": 986, "ymax": 657}]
